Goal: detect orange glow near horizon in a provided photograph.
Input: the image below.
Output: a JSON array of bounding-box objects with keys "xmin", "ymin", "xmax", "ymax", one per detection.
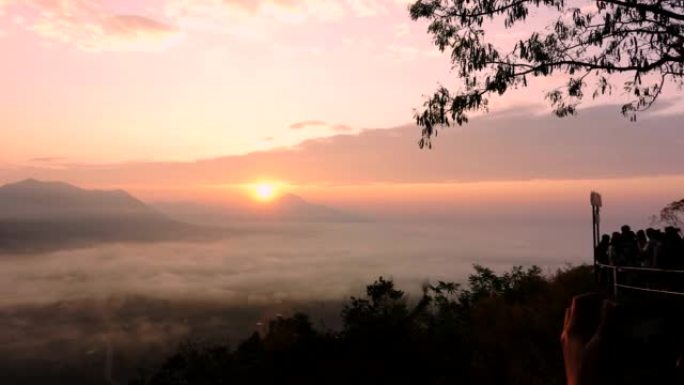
[{"xmin": 251, "ymin": 182, "xmax": 281, "ymax": 202}]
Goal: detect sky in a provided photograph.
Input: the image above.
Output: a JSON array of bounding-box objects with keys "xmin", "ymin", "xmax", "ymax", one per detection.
[
  {"xmin": 1, "ymin": 0, "xmax": 684, "ymax": 217},
  {"xmin": 1, "ymin": 0, "xmax": 447, "ymax": 163}
]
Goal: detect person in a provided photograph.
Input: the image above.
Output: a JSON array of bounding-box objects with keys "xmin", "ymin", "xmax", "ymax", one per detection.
[
  {"xmin": 608, "ymin": 232, "xmax": 623, "ymax": 265},
  {"xmin": 644, "ymin": 228, "xmax": 662, "ymax": 268},
  {"xmin": 636, "ymin": 230, "xmax": 647, "ymax": 265},
  {"xmin": 620, "ymin": 225, "xmax": 639, "ymax": 266},
  {"xmin": 595, "ymin": 234, "xmax": 610, "ymax": 265},
  {"xmin": 659, "ymin": 227, "xmax": 683, "ymax": 269}
]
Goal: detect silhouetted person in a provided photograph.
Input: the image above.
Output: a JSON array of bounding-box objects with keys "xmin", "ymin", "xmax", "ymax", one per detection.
[
  {"xmin": 644, "ymin": 228, "xmax": 662, "ymax": 268},
  {"xmin": 636, "ymin": 229, "xmax": 647, "ymax": 265},
  {"xmin": 609, "ymin": 232, "xmax": 623, "ymax": 265},
  {"xmin": 620, "ymin": 225, "xmax": 639, "ymax": 266},
  {"xmin": 660, "ymin": 227, "xmax": 684, "ymax": 269},
  {"xmin": 596, "ymin": 234, "xmax": 610, "ymax": 265}
]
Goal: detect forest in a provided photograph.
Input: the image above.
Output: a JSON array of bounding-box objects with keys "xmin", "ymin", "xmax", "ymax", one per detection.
[{"xmin": 133, "ymin": 264, "xmax": 596, "ymax": 385}]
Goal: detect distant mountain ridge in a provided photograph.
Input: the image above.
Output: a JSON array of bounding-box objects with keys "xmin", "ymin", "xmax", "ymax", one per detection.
[
  {"xmin": 154, "ymin": 193, "xmax": 365, "ymax": 226},
  {"xmin": 256, "ymin": 193, "xmax": 365, "ymax": 222},
  {"xmin": 0, "ymin": 179, "xmax": 220, "ymax": 254},
  {"xmin": 0, "ymin": 179, "xmax": 156, "ymax": 220}
]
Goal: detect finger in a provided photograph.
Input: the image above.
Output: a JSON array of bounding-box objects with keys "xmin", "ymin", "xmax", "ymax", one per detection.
[
  {"xmin": 568, "ymin": 293, "xmax": 604, "ymax": 339},
  {"xmin": 561, "ymin": 307, "xmax": 571, "ymax": 340}
]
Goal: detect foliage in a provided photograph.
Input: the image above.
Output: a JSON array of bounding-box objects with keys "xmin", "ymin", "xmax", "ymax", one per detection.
[
  {"xmin": 133, "ymin": 264, "xmax": 595, "ymax": 385},
  {"xmin": 656, "ymin": 199, "xmax": 684, "ymax": 227},
  {"xmin": 408, "ymin": 0, "xmax": 684, "ymax": 148}
]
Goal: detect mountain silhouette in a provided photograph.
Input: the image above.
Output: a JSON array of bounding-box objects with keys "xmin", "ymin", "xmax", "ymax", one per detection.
[
  {"xmin": 154, "ymin": 193, "xmax": 365, "ymax": 226},
  {"xmin": 0, "ymin": 179, "xmax": 157, "ymax": 219},
  {"xmin": 267, "ymin": 193, "xmax": 364, "ymax": 221},
  {"xmin": 0, "ymin": 179, "xmax": 220, "ymax": 254}
]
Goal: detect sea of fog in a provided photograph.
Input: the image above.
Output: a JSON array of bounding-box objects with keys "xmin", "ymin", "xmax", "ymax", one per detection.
[
  {"xmin": 0, "ymin": 219, "xmax": 593, "ymax": 306},
  {"xmin": 0, "ymin": 218, "xmax": 595, "ymax": 383}
]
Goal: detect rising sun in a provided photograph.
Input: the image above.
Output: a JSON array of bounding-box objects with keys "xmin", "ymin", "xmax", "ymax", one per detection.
[{"xmin": 252, "ymin": 183, "xmax": 279, "ymax": 202}]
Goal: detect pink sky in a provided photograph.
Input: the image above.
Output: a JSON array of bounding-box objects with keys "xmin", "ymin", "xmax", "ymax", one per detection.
[
  {"xmin": 1, "ymin": 0, "xmax": 452, "ymax": 163},
  {"xmin": 1, "ymin": 0, "xmax": 684, "ymax": 214}
]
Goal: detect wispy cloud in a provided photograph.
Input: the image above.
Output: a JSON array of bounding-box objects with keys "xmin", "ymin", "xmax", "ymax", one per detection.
[
  {"xmin": 289, "ymin": 120, "xmax": 327, "ymax": 129},
  {"xmin": 164, "ymin": 0, "xmax": 341, "ymax": 38},
  {"xmin": 289, "ymin": 120, "xmax": 355, "ymax": 133},
  {"xmin": 164, "ymin": 0, "xmax": 412, "ymax": 37},
  {"xmin": 28, "ymin": 156, "xmax": 65, "ymax": 163},
  {"xmin": 1, "ymin": 0, "xmax": 182, "ymax": 51},
  {"xmin": 166, "ymin": 0, "xmax": 407, "ymax": 24},
  {"xmin": 0, "ymin": 0, "xmax": 414, "ymax": 49}
]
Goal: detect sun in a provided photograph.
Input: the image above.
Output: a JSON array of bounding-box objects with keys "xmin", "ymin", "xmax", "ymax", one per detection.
[{"xmin": 252, "ymin": 183, "xmax": 278, "ymax": 202}]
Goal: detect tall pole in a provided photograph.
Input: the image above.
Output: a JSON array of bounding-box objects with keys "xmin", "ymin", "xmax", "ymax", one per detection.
[
  {"xmin": 592, "ymin": 205, "xmax": 597, "ymax": 252},
  {"xmin": 590, "ymin": 191, "xmax": 603, "ymax": 283},
  {"xmin": 592, "ymin": 204, "xmax": 598, "ymax": 284}
]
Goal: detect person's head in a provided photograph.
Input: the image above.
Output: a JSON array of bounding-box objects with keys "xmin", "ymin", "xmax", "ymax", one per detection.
[
  {"xmin": 621, "ymin": 225, "xmax": 632, "ymax": 234},
  {"xmin": 646, "ymin": 228, "xmax": 657, "ymax": 240},
  {"xmin": 611, "ymin": 232, "xmax": 622, "ymax": 244},
  {"xmin": 664, "ymin": 227, "xmax": 682, "ymax": 240},
  {"xmin": 601, "ymin": 234, "xmax": 610, "ymax": 245},
  {"xmin": 637, "ymin": 229, "xmax": 646, "ymax": 241}
]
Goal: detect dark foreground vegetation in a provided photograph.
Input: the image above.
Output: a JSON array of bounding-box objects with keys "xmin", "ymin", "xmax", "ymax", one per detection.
[{"xmin": 133, "ymin": 265, "xmax": 595, "ymax": 385}]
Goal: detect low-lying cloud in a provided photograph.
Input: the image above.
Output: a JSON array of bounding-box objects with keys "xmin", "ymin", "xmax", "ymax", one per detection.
[
  {"xmin": 0, "ymin": 220, "xmax": 586, "ymax": 308},
  {"xmin": 0, "ymin": 217, "xmax": 599, "ymax": 384}
]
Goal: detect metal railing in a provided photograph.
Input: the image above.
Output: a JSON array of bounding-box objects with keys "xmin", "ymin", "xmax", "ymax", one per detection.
[{"xmin": 596, "ymin": 263, "xmax": 684, "ymax": 298}]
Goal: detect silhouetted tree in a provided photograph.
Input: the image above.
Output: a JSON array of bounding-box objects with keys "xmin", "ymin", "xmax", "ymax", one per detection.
[
  {"xmin": 408, "ymin": 0, "xmax": 684, "ymax": 148},
  {"xmin": 134, "ymin": 265, "xmax": 596, "ymax": 385},
  {"xmin": 657, "ymin": 199, "xmax": 684, "ymax": 228}
]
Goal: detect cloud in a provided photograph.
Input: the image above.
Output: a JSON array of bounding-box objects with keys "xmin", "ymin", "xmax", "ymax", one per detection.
[
  {"xmin": 164, "ymin": 0, "xmax": 411, "ymax": 35},
  {"xmin": 289, "ymin": 120, "xmax": 355, "ymax": 132},
  {"xmin": 289, "ymin": 120, "xmax": 327, "ymax": 129},
  {"xmin": 2, "ymin": 1, "xmax": 182, "ymax": 51},
  {"xmin": 165, "ymin": 0, "xmax": 346, "ymax": 34},
  {"xmin": 0, "ymin": 0, "xmax": 415, "ymax": 46},
  {"xmin": 27, "ymin": 156, "xmax": 65, "ymax": 163},
  {"xmin": 4, "ymin": 103, "xmax": 684, "ymax": 189},
  {"xmin": 102, "ymin": 14, "xmax": 178, "ymax": 39},
  {"xmin": 331, "ymin": 124, "xmax": 354, "ymax": 132},
  {"xmin": 0, "ymin": 215, "xmax": 569, "ymax": 380}
]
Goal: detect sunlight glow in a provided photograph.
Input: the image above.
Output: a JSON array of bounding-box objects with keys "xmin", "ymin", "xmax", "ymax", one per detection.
[{"xmin": 252, "ymin": 182, "xmax": 279, "ymax": 202}]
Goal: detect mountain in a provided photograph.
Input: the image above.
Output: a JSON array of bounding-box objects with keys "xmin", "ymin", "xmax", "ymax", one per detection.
[
  {"xmin": 0, "ymin": 179, "xmax": 220, "ymax": 254},
  {"xmin": 0, "ymin": 179, "xmax": 155, "ymax": 220},
  {"xmin": 267, "ymin": 194, "xmax": 364, "ymax": 222},
  {"xmin": 154, "ymin": 193, "xmax": 365, "ymax": 226}
]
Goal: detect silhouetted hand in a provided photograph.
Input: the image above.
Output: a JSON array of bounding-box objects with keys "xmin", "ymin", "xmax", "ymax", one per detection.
[{"xmin": 561, "ymin": 293, "xmax": 615, "ymax": 385}]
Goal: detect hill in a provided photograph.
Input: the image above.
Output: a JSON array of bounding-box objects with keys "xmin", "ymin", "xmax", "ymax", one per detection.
[
  {"xmin": 154, "ymin": 193, "xmax": 365, "ymax": 226},
  {"xmin": 0, "ymin": 179, "xmax": 219, "ymax": 254}
]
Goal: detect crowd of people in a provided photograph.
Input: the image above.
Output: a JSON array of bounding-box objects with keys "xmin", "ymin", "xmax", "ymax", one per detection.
[{"xmin": 595, "ymin": 225, "xmax": 684, "ymax": 270}]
